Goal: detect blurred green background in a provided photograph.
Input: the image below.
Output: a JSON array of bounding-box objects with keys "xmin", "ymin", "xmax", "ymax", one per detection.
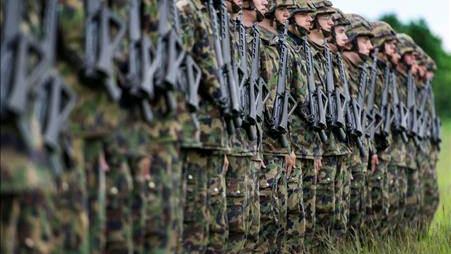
[{"xmin": 381, "ymin": 14, "xmax": 451, "ymax": 119}]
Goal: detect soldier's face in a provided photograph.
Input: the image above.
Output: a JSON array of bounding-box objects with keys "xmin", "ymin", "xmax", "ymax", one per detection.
[
  {"xmin": 426, "ymin": 71, "xmax": 434, "ymax": 80},
  {"xmin": 275, "ymin": 6, "xmax": 291, "ymax": 24},
  {"xmin": 294, "ymin": 12, "xmax": 313, "ymax": 30},
  {"xmin": 402, "ymin": 53, "xmax": 416, "ymax": 66},
  {"xmin": 253, "ymin": 0, "xmax": 269, "ymax": 15},
  {"xmin": 384, "ymin": 40, "xmax": 397, "ymax": 57},
  {"xmin": 418, "ymin": 65, "xmax": 427, "ymax": 78},
  {"xmin": 391, "ymin": 51, "xmax": 401, "ymax": 65},
  {"xmin": 317, "ymin": 14, "xmax": 334, "ymax": 32},
  {"xmin": 232, "ymin": 0, "xmax": 242, "ymax": 6},
  {"xmin": 334, "ymin": 26, "xmax": 348, "ymax": 48},
  {"xmin": 357, "ymin": 36, "xmax": 373, "ymax": 56}
]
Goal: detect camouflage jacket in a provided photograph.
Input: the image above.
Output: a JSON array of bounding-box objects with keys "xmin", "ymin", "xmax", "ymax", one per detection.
[
  {"xmin": 343, "ymin": 55, "xmax": 374, "ymax": 156},
  {"xmin": 177, "ymin": 0, "xmax": 229, "ymax": 151},
  {"xmin": 227, "ymin": 14, "xmax": 257, "ymax": 156},
  {"xmin": 258, "ymin": 25, "xmax": 291, "ymax": 156},
  {"xmin": 286, "ymin": 35, "xmax": 323, "ymax": 159},
  {"xmin": 387, "ymin": 68, "xmax": 408, "ymax": 167},
  {"xmin": 373, "ymin": 59, "xmax": 393, "ymax": 161},
  {"xmin": 309, "ymin": 40, "xmax": 350, "ymax": 156},
  {"xmin": 1, "ymin": 0, "xmax": 56, "ymax": 193}
]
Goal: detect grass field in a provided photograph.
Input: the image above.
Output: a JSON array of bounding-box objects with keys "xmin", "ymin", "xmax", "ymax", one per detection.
[{"xmin": 329, "ymin": 120, "xmax": 451, "ymax": 254}]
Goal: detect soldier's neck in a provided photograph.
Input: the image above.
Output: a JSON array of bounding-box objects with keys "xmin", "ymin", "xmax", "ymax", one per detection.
[
  {"xmin": 308, "ymin": 29, "xmax": 326, "ymax": 47},
  {"xmin": 328, "ymin": 43, "xmax": 338, "ymax": 53},
  {"xmin": 343, "ymin": 51, "xmax": 363, "ymax": 66},
  {"xmin": 259, "ymin": 18, "xmax": 277, "ymax": 34},
  {"xmin": 243, "ymin": 10, "xmax": 257, "ymax": 27}
]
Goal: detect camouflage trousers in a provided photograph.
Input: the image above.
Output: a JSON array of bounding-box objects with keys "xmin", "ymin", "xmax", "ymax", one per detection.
[
  {"xmin": 420, "ymin": 159, "xmax": 440, "ymax": 228},
  {"xmin": 299, "ymin": 158, "xmax": 317, "ymax": 250},
  {"xmin": 118, "ymin": 140, "xmax": 183, "ymax": 254},
  {"xmin": 82, "ymin": 138, "xmax": 108, "ymax": 254},
  {"xmin": 348, "ymin": 146, "xmax": 368, "ymax": 233},
  {"xmin": 182, "ymin": 149, "xmax": 209, "ymax": 253},
  {"xmin": 225, "ymin": 154, "xmax": 252, "ymax": 253},
  {"xmin": 335, "ymin": 155, "xmax": 351, "ymax": 238},
  {"xmin": 50, "ymin": 150, "xmax": 89, "ymax": 254},
  {"xmin": 256, "ymin": 154, "xmax": 288, "ymax": 254},
  {"xmin": 285, "ymin": 159, "xmax": 306, "ymax": 253},
  {"xmin": 1, "ymin": 192, "xmax": 55, "ymax": 254},
  {"xmin": 366, "ymin": 158, "xmax": 389, "ymax": 231},
  {"xmin": 384, "ymin": 164, "xmax": 408, "ymax": 234},
  {"xmin": 403, "ymin": 166, "xmax": 421, "ymax": 229},
  {"xmin": 243, "ymin": 155, "xmax": 262, "ymax": 253},
  {"xmin": 104, "ymin": 142, "xmax": 134, "ymax": 254},
  {"xmin": 0, "ymin": 129, "xmax": 55, "ymax": 254},
  {"xmin": 205, "ymin": 152, "xmax": 229, "ymax": 254}
]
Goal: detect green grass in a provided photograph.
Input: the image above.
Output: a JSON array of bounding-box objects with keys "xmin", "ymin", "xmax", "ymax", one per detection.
[{"xmin": 329, "ymin": 120, "xmax": 451, "ymax": 254}]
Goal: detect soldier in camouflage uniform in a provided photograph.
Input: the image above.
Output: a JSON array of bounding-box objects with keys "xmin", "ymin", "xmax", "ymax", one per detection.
[
  {"xmin": 307, "ymin": 1, "xmax": 352, "ymax": 243},
  {"xmin": 342, "ymin": 14, "xmax": 376, "ymax": 234},
  {"xmin": 1, "ymin": 1, "xmax": 60, "ymax": 253},
  {"xmin": 395, "ymin": 33, "xmax": 420, "ymax": 231},
  {"xmin": 285, "ymin": 1, "xmax": 324, "ymax": 248},
  {"xmin": 273, "ymin": 1, "xmax": 313, "ymax": 252},
  {"xmin": 58, "ymin": 1, "xmax": 130, "ymax": 253},
  {"xmin": 253, "ymin": 1, "xmax": 296, "ymax": 251},
  {"xmin": 239, "ymin": 0, "xmax": 276, "ymax": 251},
  {"xmin": 177, "ymin": 0, "xmax": 234, "ymax": 253},
  {"xmin": 420, "ymin": 57, "xmax": 440, "ymax": 229},
  {"xmin": 285, "ymin": 2, "xmax": 325, "ymax": 251},
  {"xmin": 328, "ymin": 8, "xmax": 354, "ymax": 239},
  {"xmin": 368, "ymin": 21, "xmax": 399, "ymax": 233}
]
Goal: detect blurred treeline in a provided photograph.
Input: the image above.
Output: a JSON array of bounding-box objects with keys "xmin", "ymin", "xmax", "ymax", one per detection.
[{"xmin": 381, "ymin": 14, "xmax": 451, "ymax": 119}]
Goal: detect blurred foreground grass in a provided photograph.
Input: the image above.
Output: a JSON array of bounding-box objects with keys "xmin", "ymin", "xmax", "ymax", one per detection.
[{"xmin": 329, "ymin": 120, "xmax": 451, "ymax": 254}]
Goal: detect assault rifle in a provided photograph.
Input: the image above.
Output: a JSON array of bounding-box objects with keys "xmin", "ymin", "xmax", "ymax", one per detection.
[
  {"xmin": 324, "ymin": 43, "xmax": 346, "ymax": 141},
  {"xmin": 428, "ymin": 83, "xmax": 441, "ymax": 146},
  {"xmin": 406, "ymin": 70, "xmax": 421, "ymax": 144},
  {"xmin": 208, "ymin": 0, "xmax": 241, "ymax": 134},
  {"xmin": 416, "ymin": 83, "xmax": 430, "ymax": 140},
  {"xmin": 364, "ymin": 49, "xmax": 383, "ymax": 140},
  {"xmin": 126, "ymin": 0, "xmax": 201, "ymax": 122},
  {"xmin": 271, "ymin": 22, "xmax": 297, "ymax": 146},
  {"xmin": 304, "ymin": 38, "xmax": 328, "ymax": 143},
  {"xmin": 36, "ymin": 0, "xmax": 76, "ymax": 152},
  {"xmin": 378, "ymin": 64, "xmax": 394, "ymax": 139},
  {"xmin": 391, "ymin": 71, "xmax": 409, "ymax": 143},
  {"xmin": 1, "ymin": 0, "xmax": 47, "ymax": 119},
  {"xmin": 252, "ymin": 27, "xmax": 270, "ymax": 125},
  {"xmin": 84, "ymin": 0, "xmax": 126, "ymax": 101},
  {"xmin": 147, "ymin": 0, "xmax": 187, "ymax": 115},
  {"xmin": 337, "ymin": 55, "xmax": 366, "ymax": 157}
]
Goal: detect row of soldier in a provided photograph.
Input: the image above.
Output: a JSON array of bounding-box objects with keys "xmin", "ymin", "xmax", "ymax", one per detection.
[{"xmin": 0, "ymin": 0, "xmax": 441, "ymax": 253}]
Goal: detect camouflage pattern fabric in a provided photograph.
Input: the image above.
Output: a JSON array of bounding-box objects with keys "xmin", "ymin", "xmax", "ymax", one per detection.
[
  {"xmin": 181, "ymin": 149, "xmax": 209, "ymax": 253},
  {"xmin": 256, "ymin": 155, "xmax": 288, "ymax": 254},
  {"xmin": 225, "ymin": 155, "xmax": 251, "ymax": 253},
  {"xmin": 299, "ymin": 158, "xmax": 317, "ymax": 249},
  {"xmin": 256, "ymin": 24, "xmax": 290, "ymax": 253},
  {"xmin": 206, "ymin": 153, "xmax": 229, "ymax": 253}
]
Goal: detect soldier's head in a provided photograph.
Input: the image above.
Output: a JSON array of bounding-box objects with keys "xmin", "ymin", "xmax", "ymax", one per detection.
[
  {"xmin": 371, "ymin": 21, "xmax": 398, "ymax": 60},
  {"xmin": 243, "ymin": 0, "xmax": 270, "ymax": 21},
  {"xmin": 264, "ymin": 0, "xmax": 296, "ymax": 27},
  {"xmin": 291, "ymin": 0, "xmax": 316, "ymax": 34},
  {"xmin": 227, "ymin": 0, "xmax": 242, "ymax": 13},
  {"xmin": 331, "ymin": 8, "xmax": 349, "ymax": 48},
  {"xmin": 397, "ymin": 33, "xmax": 417, "ymax": 67},
  {"xmin": 310, "ymin": 0, "xmax": 335, "ymax": 36},
  {"xmin": 345, "ymin": 14, "xmax": 374, "ymax": 57},
  {"xmin": 426, "ymin": 56, "xmax": 437, "ymax": 80}
]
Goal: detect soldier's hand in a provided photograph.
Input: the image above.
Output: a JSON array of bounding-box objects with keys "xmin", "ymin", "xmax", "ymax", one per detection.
[
  {"xmin": 371, "ymin": 154, "xmax": 379, "ymax": 173},
  {"xmin": 314, "ymin": 158, "xmax": 322, "ymax": 174}
]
